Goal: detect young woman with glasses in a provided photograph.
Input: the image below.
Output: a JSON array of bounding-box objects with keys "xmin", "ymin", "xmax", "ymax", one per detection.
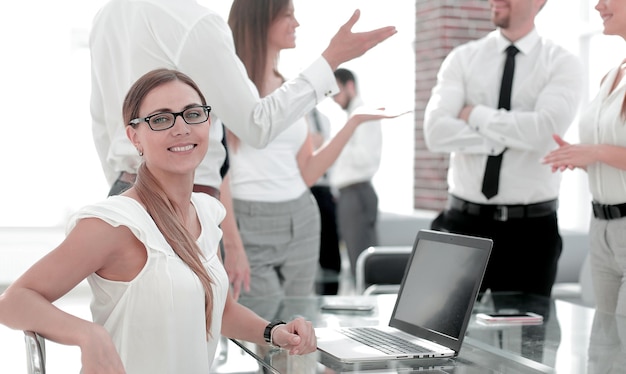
[{"xmin": 0, "ymin": 68, "xmax": 316, "ymax": 374}]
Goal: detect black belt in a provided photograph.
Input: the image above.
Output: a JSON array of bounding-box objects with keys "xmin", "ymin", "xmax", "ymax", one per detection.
[
  {"xmin": 592, "ymin": 201, "xmax": 626, "ymax": 220},
  {"xmin": 447, "ymin": 195, "xmax": 558, "ymax": 222}
]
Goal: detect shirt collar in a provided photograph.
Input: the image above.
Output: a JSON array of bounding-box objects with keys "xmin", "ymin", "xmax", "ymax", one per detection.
[{"xmin": 495, "ymin": 28, "xmax": 539, "ymax": 56}]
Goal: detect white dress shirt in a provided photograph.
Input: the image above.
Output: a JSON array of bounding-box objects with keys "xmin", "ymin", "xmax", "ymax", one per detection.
[
  {"xmin": 90, "ymin": 0, "xmax": 338, "ymax": 187},
  {"xmin": 424, "ymin": 29, "xmax": 583, "ymax": 205},
  {"xmin": 580, "ymin": 65, "xmax": 626, "ymax": 205},
  {"xmin": 330, "ymin": 96, "xmax": 383, "ymax": 189}
]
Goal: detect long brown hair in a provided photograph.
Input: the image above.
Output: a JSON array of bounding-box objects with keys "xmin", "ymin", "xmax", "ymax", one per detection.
[
  {"xmin": 228, "ymin": 0, "xmax": 289, "ymax": 93},
  {"xmin": 122, "ymin": 68, "xmax": 215, "ymax": 338},
  {"xmin": 227, "ymin": 0, "xmax": 290, "ymax": 150}
]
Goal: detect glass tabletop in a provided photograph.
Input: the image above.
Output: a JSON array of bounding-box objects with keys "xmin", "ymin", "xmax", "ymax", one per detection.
[
  {"xmin": 221, "ymin": 292, "xmax": 626, "ymax": 374},
  {"xmin": 466, "ymin": 292, "xmax": 626, "ymax": 374}
]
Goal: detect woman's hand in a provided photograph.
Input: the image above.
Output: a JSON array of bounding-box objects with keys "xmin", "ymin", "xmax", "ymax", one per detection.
[
  {"xmin": 542, "ymin": 134, "xmax": 595, "ymax": 172},
  {"xmin": 270, "ymin": 317, "xmax": 317, "ymax": 355},
  {"xmin": 79, "ymin": 324, "xmax": 126, "ymax": 374}
]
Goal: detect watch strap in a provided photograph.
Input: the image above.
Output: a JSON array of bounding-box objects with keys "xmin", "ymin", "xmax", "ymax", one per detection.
[{"xmin": 264, "ymin": 319, "xmax": 286, "ymax": 345}]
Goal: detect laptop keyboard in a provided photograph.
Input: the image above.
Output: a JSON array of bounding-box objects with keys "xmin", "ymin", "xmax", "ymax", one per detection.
[{"xmin": 338, "ymin": 327, "xmax": 431, "ymax": 355}]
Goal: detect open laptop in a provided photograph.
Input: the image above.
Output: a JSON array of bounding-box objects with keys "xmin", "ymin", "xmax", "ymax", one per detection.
[{"xmin": 316, "ymin": 229, "xmax": 493, "ymax": 363}]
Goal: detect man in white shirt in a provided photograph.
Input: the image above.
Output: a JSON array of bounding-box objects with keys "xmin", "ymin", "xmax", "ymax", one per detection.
[
  {"xmin": 331, "ymin": 68, "xmax": 383, "ymax": 278},
  {"xmin": 89, "ymin": 0, "xmax": 396, "ymax": 298},
  {"xmin": 423, "ymin": 0, "xmax": 583, "ymax": 297}
]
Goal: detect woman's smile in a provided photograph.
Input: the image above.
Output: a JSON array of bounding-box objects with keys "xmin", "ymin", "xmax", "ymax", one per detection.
[{"xmin": 169, "ymin": 143, "xmax": 196, "ymax": 153}]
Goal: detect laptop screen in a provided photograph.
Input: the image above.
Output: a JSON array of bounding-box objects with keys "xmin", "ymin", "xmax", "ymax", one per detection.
[{"xmin": 389, "ymin": 230, "xmax": 492, "ymax": 353}]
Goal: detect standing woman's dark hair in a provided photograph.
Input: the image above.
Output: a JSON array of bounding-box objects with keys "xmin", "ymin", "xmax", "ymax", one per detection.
[
  {"xmin": 122, "ymin": 68, "xmax": 215, "ymax": 338},
  {"xmin": 227, "ymin": 0, "xmax": 290, "ymax": 151},
  {"xmin": 228, "ymin": 0, "xmax": 290, "ymax": 95}
]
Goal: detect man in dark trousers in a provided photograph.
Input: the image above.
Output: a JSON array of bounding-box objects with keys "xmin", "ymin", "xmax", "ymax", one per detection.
[
  {"xmin": 423, "ymin": 0, "xmax": 583, "ymax": 297},
  {"xmin": 332, "ymin": 68, "xmax": 382, "ymax": 279}
]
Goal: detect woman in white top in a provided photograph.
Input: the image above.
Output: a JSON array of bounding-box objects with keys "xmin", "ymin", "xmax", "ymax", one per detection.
[
  {"xmin": 0, "ymin": 69, "xmax": 316, "ymax": 373},
  {"xmin": 543, "ymin": 0, "xmax": 626, "ymax": 316},
  {"xmin": 226, "ymin": 0, "xmax": 402, "ymax": 303}
]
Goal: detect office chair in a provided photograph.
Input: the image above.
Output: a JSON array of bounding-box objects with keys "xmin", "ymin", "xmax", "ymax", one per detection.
[
  {"xmin": 24, "ymin": 331, "xmax": 46, "ymax": 374},
  {"xmin": 355, "ymin": 246, "xmax": 412, "ymax": 295}
]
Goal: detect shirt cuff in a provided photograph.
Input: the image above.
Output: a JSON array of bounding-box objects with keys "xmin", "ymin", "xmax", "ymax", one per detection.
[
  {"xmin": 467, "ymin": 104, "xmax": 495, "ymax": 133},
  {"xmin": 468, "ymin": 105, "xmax": 506, "ymax": 155},
  {"xmin": 300, "ymin": 57, "xmax": 339, "ymax": 102}
]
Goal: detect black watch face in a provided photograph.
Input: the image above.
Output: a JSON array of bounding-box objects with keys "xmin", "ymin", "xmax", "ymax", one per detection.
[{"xmin": 264, "ymin": 320, "xmax": 285, "ymax": 343}]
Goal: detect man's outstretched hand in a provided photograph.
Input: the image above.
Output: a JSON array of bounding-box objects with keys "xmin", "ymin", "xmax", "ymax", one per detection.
[{"xmin": 322, "ymin": 9, "xmax": 397, "ymax": 71}]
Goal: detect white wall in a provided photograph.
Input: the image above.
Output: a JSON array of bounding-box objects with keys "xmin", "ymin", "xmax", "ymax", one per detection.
[
  {"xmin": 0, "ymin": 0, "xmax": 415, "ymax": 227},
  {"xmin": 0, "ymin": 0, "xmax": 619, "ymax": 231}
]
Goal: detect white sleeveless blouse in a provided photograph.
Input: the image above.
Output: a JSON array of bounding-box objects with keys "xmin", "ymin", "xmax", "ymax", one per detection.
[{"xmin": 67, "ymin": 193, "xmax": 228, "ymax": 374}]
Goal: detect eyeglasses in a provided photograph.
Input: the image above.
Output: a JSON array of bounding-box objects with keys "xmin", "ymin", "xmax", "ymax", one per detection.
[{"xmin": 129, "ymin": 105, "xmax": 211, "ymax": 131}]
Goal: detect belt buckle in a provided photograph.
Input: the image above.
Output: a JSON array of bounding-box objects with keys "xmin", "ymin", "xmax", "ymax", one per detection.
[
  {"xmin": 606, "ymin": 205, "xmax": 622, "ymax": 219},
  {"xmin": 592, "ymin": 204, "xmax": 603, "ymax": 218},
  {"xmin": 494, "ymin": 205, "xmax": 508, "ymax": 221}
]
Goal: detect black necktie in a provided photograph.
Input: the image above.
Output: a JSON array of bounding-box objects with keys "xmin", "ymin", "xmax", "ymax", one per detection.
[{"xmin": 481, "ymin": 45, "xmax": 519, "ymax": 199}]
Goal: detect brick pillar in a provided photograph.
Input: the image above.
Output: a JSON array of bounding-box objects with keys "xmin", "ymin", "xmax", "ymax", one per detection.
[{"xmin": 413, "ymin": 1, "xmax": 492, "ymax": 211}]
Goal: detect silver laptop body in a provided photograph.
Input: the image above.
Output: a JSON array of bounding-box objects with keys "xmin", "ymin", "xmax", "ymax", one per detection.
[{"xmin": 316, "ymin": 229, "xmax": 493, "ymax": 362}]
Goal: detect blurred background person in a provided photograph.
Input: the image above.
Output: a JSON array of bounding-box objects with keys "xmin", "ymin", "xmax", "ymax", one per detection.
[
  {"xmin": 306, "ymin": 107, "xmax": 342, "ymax": 295},
  {"xmin": 227, "ymin": 0, "xmax": 402, "ymax": 305},
  {"xmin": 542, "ymin": 0, "xmax": 626, "ymax": 316},
  {"xmin": 331, "ymin": 68, "xmax": 383, "ymax": 279},
  {"xmin": 423, "ymin": 0, "xmax": 583, "ymax": 297}
]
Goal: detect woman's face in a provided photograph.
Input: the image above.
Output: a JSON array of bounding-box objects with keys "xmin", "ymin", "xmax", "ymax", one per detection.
[
  {"xmin": 596, "ymin": 0, "xmax": 626, "ymax": 38},
  {"xmin": 267, "ymin": 0, "xmax": 299, "ymax": 52},
  {"xmin": 126, "ymin": 80, "xmax": 209, "ymax": 178}
]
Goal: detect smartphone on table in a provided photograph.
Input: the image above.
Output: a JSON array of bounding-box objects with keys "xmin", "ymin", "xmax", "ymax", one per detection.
[
  {"xmin": 476, "ymin": 312, "xmax": 543, "ymax": 324},
  {"xmin": 320, "ymin": 304, "xmax": 375, "ymax": 313}
]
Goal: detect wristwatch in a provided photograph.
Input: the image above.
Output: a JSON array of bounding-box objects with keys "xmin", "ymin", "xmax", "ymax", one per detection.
[{"xmin": 264, "ymin": 319, "xmax": 286, "ymax": 346}]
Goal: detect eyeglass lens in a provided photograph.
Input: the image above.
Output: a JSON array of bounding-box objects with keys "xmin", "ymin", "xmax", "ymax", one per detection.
[{"xmin": 149, "ymin": 106, "xmax": 209, "ymax": 130}]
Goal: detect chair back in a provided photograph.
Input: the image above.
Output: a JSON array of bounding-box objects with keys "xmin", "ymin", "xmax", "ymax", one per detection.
[
  {"xmin": 355, "ymin": 246, "xmax": 412, "ymax": 295},
  {"xmin": 24, "ymin": 331, "xmax": 46, "ymax": 374}
]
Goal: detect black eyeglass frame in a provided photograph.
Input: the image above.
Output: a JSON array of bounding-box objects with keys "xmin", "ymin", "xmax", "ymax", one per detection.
[{"xmin": 129, "ymin": 105, "xmax": 211, "ymax": 131}]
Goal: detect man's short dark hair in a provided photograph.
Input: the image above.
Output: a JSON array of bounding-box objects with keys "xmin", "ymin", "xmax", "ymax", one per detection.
[{"xmin": 334, "ymin": 68, "xmax": 356, "ymax": 86}]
